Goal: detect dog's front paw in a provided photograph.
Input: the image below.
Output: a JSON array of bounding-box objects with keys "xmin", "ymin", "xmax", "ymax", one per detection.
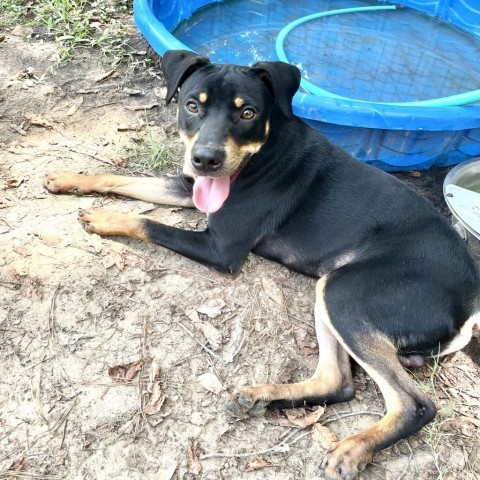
[
  {"xmin": 43, "ymin": 171, "xmax": 89, "ymax": 194},
  {"xmin": 320, "ymin": 435, "xmax": 372, "ymax": 480},
  {"xmin": 78, "ymin": 208, "xmax": 120, "ymax": 236},
  {"xmin": 225, "ymin": 386, "xmax": 270, "ymax": 419}
]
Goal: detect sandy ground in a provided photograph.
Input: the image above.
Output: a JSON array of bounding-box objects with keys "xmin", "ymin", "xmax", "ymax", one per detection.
[{"xmin": 1, "ymin": 18, "xmax": 479, "ymax": 480}]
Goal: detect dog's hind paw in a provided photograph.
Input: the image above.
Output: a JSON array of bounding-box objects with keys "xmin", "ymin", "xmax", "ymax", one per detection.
[
  {"xmin": 320, "ymin": 435, "xmax": 372, "ymax": 480},
  {"xmin": 226, "ymin": 389, "xmax": 269, "ymax": 419}
]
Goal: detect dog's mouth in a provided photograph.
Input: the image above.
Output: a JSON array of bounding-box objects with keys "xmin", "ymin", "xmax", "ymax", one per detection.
[{"xmin": 193, "ymin": 163, "xmax": 246, "ymax": 214}]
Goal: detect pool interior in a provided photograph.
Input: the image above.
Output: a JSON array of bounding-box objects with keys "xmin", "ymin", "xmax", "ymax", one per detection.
[{"xmin": 173, "ymin": 0, "xmax": 480, "ymax": 104}]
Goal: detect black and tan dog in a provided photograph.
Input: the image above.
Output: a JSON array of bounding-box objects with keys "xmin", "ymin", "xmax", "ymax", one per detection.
[{"xmin": 44, "ymin": 50, "xmax": 480, "ymax": 478}]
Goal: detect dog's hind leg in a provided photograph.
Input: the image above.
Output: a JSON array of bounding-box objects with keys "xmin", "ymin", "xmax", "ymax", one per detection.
[
  {"xmin": 43, "ymin": 172, "xmax": 194, "ymax": 207},
  {"xmin": 318, "ymin": 278, "xmax": 437, "ymax": 479},
  {"xmin": 226, "ymin": 276, "xmax": 355, "ymax": 417}
]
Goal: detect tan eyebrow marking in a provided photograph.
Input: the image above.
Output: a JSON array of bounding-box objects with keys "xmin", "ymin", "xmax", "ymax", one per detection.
[
  {"xmin": 199, "ymin": 92, "xmax": 208, "ymax": 103},
  {"xmin": 234, "ymin": 97, "xmax": 245, "ymax": 108}
]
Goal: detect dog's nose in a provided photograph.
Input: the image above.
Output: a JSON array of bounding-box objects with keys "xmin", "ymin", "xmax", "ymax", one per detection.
[{"xmin": 191, "ymin": 148, "xmax": 224, "ymax": 173}]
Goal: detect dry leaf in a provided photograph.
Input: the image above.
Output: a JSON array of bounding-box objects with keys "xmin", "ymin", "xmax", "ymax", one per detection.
[
  {"xmin": 13, "ymin": 67, "xmax": 34, "ymax": 79},
  {"xmin": 241, "ymin": 458, "xmax": 273, "ymax": 472},
  {"xmin": 66, "ymin": 97, "xmax": 84, "ymax": 116},
  {"xmin": 144, "ymin": 383, "xmax": 166, "ymax": 415},
  {"xmin": 157, "ymin": 462, "xmax": 177, "ymax": 480},
  {"xmin": 262, "ymin": 277, "xmax": 284, "ymax": 305},
  {"xmin": 198, "ymin": 372, "xmax": 223, "ymax": 394},
  {"xmin": 11, "ymin": 26, "xmax": 33, "ymax": 37},
  {"xmin": 104, "ymin": 244, "xmax": 125, "ymax": 270},
  {"xmin": 108, "ymin": 359, "xmax": 144, "ymax": 383},
  {"xmin": 54, "ymin": 450, "xmax": 68, "ymax": 466},
  {"xmin": 197, "ymin": 298, "xmax": 225, "ymax": 318},
  {"xmin": 285, "ymin": 406, "xmax": 325, "ymax": 428},
  {"xmin": 312, "ymin": 424, "xmax": 338, "ymax": 449},
  {"xmin": 187, "ymin": 438, "xmax": 202, "ymax": 474},
  {"xmin": 294, "ymin": 328, "xmax": 318, "ymax": 356},
  {"xmin": 198, "ymin": 321, "xmax": 223, "ymax": 350},
  {"xmin": 24, "ymin": 113, "xmax": 53, "ymax": 128},
  {"xmin": 10, "ymin": 124, "xmax": 27, "ymax": 136},
  {"xmin": 7, "ymin": 457, "xmax": 27, "ymax": 479},
  {"xmin": 7, "ymin": 178, "xmax": 24, "ymax": 188}
]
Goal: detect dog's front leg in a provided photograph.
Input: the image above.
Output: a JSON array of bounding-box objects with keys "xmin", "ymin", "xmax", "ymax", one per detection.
[{"xmin": 78, "ymin": 208, "xmax": 250, "ymax": 274}]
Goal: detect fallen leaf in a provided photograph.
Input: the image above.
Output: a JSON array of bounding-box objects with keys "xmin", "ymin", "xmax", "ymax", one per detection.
[
  {"xmin": 241, "ymin": 458, "xmax": 273, "ymax": 472},
  {"xmin": 11, "ymin": 26, "xmax": 33, "ymax": 37},
  {"xmin": 262, "ymin": 277, "xmax": 284, "ymax": 305},
  {"xmin": 66, "ymin": 97, "xmax": 84, "ymax": 116},
  {"xmin": 12, "ymin": 67, "xmax": 34, "ymax": 80},
  {"xmin": 7, "ymin": 457, "xmax": 27, "ymax": 480},
  {"xmin": 108, "ymin": 359, "xmax": 144, "ymax": 383},
  {"xmin": 198, "ymin": 321, "xmax": 223, "ymax": 350},
  {"xmin": 294, "ymin": 328, "xmax": 318, "ymax": 356},
  {"xmin": 24, "ymin": 113, "xmax": 53, "ymax": 128},
  {"xmin": 198, "ymin": 372, "xmax": 223, "ymax": 394},
  {"xmin": 54, "ymin": 450, "xmax": 68, "ymax": 466},
  {"xmin": 82, "ymin": 433, "xmax": 95, "ymax": 449},
  {"xmin": 187, "ymin": 438, "xmax": 202, "ymax": 474},
  {"xmin": 104, "ymin": 244, "xmax": 125, "ymax": 270},
  {"xmin": 285, "ymin": 406, "xmax": 325, "ymax": 428},
  {"xmin": 7, "ymin": 178, "xmax": 24, "ymax": 188},
  {"xmin": 155, "ymin": 87, "xmax": 168, "ymax": 100},
  {"xmin": 144, "ymin": 383, "xmax": 167, "ymax": 415},
  {"xmin": 157, "ymin": 462, "xmax": 177, "ymax": 480},
  {"xmin": 10, "ymin": 124, "xmax": 27, "ymax": 136},
  {"xmin": 197, "ymin": 298, "xmax": 225, "ymax": 318},
  {"xmin": 312, "ymin": 424, "xmax": 338, "ymax": 449}
]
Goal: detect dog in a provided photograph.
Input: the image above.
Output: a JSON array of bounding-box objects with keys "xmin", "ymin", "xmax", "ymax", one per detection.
[{"xmin": 43, "ymin": 50, "xmax": 480, "ymax": 479}]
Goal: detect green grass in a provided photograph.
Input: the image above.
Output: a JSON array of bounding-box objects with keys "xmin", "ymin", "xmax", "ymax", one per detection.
[
  {"xmin": 128, "ymin": 131, "xmax": 178, "ymax": 175},
  {"xmin": 1, "ymin": 0, "xmax": 135, "ymax": 63}
]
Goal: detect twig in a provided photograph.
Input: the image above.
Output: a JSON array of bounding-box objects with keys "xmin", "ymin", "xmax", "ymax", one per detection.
[
  {"xmin": 200, "ymin": 428, "xmax": 310, "ymax": 460},
  {"xmin": 397, "ymin": 440, "xmax": 414, "ymax": 480},
  {"xmin": 0, "ymin": 402, "xmax": 75, "ymax": 462},
  {"xmin": 174, "ymin": 318, "xmax": 225, "ymax": 363},
  {"xmin": 67, "ymin": 146, "xmax": 116, "ymax": 167},
  {"xmin": 320, "ymin": 410, "xmax": 383, "ymax": 425},
  {"xmin": 0, "ymin": 472, "xmax": 62, "ymax": 479}
]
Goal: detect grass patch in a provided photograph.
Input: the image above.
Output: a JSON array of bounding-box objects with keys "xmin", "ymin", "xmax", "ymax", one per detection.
[
  {"xmin": 1, "ymin": 0, "xmax": 136, "ymax": 63},
  {"xmin": 128, "ymin": 131, "xmax": 179, "ymax": 175},
  {"xmin": 413, "ymin": 357, "xmax": 457, "ymax": 478}
]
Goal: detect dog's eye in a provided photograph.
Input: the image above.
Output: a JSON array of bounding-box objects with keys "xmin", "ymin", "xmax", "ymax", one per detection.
[
  {"xmin": 241, "ymin": 108, "xmax": 256, "ymax": 120},
  {"xmin": 186, "ymin": 101, "xmax": 199, "ymax": 113}
]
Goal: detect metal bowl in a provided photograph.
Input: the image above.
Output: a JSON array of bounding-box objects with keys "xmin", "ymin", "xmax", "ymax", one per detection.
[{"xmin": 443, "ymin": 158, "xmax": 480, "ymax": 245}]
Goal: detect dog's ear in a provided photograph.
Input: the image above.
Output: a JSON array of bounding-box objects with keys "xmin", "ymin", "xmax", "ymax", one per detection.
[
  {"xmin": 251, "ymin": 62, "xmax": 301, "ymax": 118},
  {"xmin": 161, "ymin": 50, "xmax": 211, "ymax": 104}
]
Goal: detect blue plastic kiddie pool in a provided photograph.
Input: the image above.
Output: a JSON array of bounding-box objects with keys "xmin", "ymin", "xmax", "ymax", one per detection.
[{"xmin": 134, "ymin": 0, "xmax": 480, "ymax": 172}]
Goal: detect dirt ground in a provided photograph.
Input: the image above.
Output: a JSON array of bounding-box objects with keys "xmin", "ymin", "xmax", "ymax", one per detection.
[{"xmin": 1, "ymin": 15, "xmax": 479, "ymax": 480}]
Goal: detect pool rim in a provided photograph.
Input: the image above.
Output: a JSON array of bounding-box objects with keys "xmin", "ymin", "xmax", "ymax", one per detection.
[{"xmin": 133, "ymin": 0, "xmax": 480, "ymax": 132}]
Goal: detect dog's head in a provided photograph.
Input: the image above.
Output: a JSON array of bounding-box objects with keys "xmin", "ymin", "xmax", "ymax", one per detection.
[{"xmin": 161, "ymin": 49, "xmax": 300, "ymax": 213}]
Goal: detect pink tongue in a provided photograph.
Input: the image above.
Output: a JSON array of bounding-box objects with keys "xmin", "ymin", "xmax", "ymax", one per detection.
[{"xmin": 193, "ymin": 176, "xmax": 231, "ymax": 213}]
